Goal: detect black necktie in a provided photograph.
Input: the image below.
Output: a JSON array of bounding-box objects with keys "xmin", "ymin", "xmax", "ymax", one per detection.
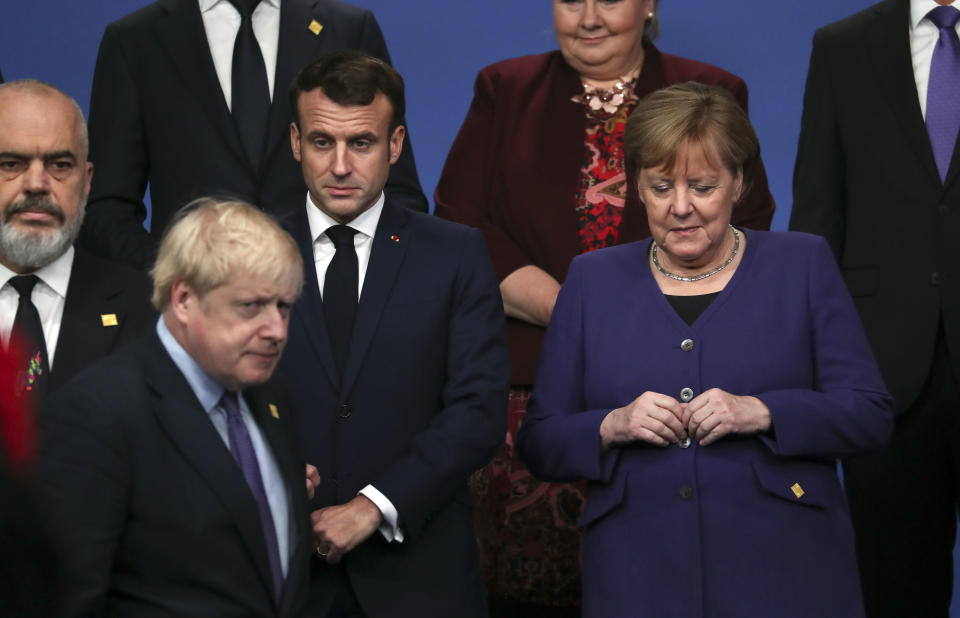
[
  {"xmin": 227, "ymin": 0, "xmax": 270, "ymax": 172},
  {"xmin": 9, "ymin": 275, "xmax": 49, "ymax": 398},
  {"xmin": 323, "ymin": 226, "xmax": 359, "ymax": 379}
]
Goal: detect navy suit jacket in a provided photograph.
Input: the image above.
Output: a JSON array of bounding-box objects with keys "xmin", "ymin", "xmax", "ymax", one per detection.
[
  {"xmin": 518, "ymin": 231, "xmax": 892, "ymax": 618},
  {"xmin": 279, "ymin": 199, "xmax": 509, "ymax": 617},
  {"xmin": 81, "ymin": 0, "xmax": 427, "ymax": 270},
  {"xmin": 39, "ymin": 330, "xmax": 311, "ymax": 617},
  {"xmin": 790, "ymin": 0, "xmax": 960, "ymax": 413}
]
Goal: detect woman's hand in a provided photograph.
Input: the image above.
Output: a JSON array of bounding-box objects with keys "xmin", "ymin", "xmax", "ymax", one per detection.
[
  {"xmin": 683, "ymin": 388, "xmax": 771, "ymax": 446},
  {"xmin": 600, "ymin": 391, "xmax": 687, "ymax": 450}
]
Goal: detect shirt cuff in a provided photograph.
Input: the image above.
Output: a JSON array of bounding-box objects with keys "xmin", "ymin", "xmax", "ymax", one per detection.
[{"xmin": 358, "ymin": 485, "xmax": 404, "ymax": 543}]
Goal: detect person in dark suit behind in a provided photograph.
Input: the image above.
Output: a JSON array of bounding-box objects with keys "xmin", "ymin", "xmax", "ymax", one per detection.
[
  {"xmin": 279, "ymin": 51, "xmax": 509, "ymax": 617},
  {"xmin": 790, "ymin": 1, "xmax": 960, "ymax": 615},
  {"xmin": 81, "ymin": 0, "xmax": 428, "ymax": 271},
  {"xmin": 0, "ymin": 80, "xmax": 154, "ymax": 409},
  {"xmin": 40, "ymin": 198, "xmax": 315, "ymax": 617}
]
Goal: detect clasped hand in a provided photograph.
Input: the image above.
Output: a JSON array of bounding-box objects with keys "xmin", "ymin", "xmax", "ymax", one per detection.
[{"xmin": 599, "ymin": 388, "xmax": 771, "ymax": 449}]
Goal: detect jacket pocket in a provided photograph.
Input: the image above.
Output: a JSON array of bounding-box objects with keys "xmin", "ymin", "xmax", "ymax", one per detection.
[
  {"xmin": 751, "ymin": 461, "xmax": 839, "ymax": 510},
  {"xmin": 578, "ymin": 472, "xmax": 628, "ymax": 528}
]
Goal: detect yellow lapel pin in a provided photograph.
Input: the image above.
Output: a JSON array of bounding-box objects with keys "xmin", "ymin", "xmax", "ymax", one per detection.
[
  {"xmin": 101, "ymin": 313, "xmax": 119, "ymax": 327},
  {"xmin": 790, "ymin": 483, "xmax": 805, "ymax": 499},
  {"xmin": 269, "ymin": 403, "xmax": 280, "ymax": 419},
  {"xmin": 308, "ymin": 20, "xmax": 323, "ymax": 35}
]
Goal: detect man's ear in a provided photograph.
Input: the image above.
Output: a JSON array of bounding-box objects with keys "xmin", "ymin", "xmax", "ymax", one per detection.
[
  {"xmin": 290, "ymin": 123, "xmax": 302, "ymax": 162},
  {"xmin": 388, "ymin": 125, "xmax": 405, "ymax": 165}
]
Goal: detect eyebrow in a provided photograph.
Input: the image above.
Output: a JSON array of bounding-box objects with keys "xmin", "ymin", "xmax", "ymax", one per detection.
[{"xmin": 304, "ymin": 131, "xmax": 379, "ymax": 142}]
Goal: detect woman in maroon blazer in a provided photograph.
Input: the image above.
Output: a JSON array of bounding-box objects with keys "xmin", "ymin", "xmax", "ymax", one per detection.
[{"xmin": 435, "ymin": 1, "xmax": 775, "ymax": 614}]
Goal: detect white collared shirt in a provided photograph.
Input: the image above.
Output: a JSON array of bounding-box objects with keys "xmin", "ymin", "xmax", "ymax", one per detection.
[
  {"xmin": 199, "ymin": 0, "xmax": 281, "ymax": 110},
  {"xmin": 0, "ymin": 246, "xmax": 74, "ymax": 368},
  {"xmin": 303, "ymin": 192, "xmax": 404, "ymax": 543},
  {"xmin": 910, "ymin": 0, "xmax": 960, "ymax": 119}
]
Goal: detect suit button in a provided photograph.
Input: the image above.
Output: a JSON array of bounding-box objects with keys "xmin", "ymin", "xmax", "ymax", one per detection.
[
  {"xmin": 679, "ymin": 486, "xmax": 693, "ymax": 500},
  {"xmin": 339, "ymin": 403, "xmax": 352, "ymax": 418},
  {"xmin": 939, "ymin": 203, "xmax": 949, "ymax": 216},
  {"xmin": 680, "ymin": 387, "xmax": 694, "ymax": 402},
  {"xmin": 932, "ymin": 272, "xmax": 941, "ymax": 286},
  {"xmin": 680, "ymin": 338, "xmax": 695, "ymax": 352},
  {"xmin": 678, "ymin": 436, "xmax": 692, "ymax": 449}
]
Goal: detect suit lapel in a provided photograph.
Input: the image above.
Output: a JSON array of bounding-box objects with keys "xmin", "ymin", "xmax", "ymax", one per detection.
[
  {"xmin": 51, "ymin": 251, "xmax": 127, "ymax": 391},
  {"xmin": 143, "ymin": 333, "xmax": 277, "ymax": 604},
  {"xmin": 340, "ymin": 200, "xmax": 410, "ymax": 396},
  {"xmin": 264, "ymin": 0, "xmax": 322, "ymax": 166},
  {"xmin": 864, "ymin": 0, "xmax": 942, "ymax": 186},
  {"xmin": 154, "ymin": 0, "xmax": 252, "ymax": 176},
  {"xmin": 287, "ymin": 208, "xmax": 340, "ymax": 389}
]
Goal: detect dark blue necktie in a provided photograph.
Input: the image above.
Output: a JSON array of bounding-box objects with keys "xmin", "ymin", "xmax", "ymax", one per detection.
[
  {"xmin": 220, "ymin": 391, "xmax": 284, "ymax": 597},
  {"xmin": 227, "ymin": 0, "xmax": 270, "ymax": 171},
  {"xmin": 323, "ymin": 225, "xmax": 359, "ymax": 380},
  {"xmin": 926, "ymin": 5, "xmax": 960, "ymax": 181},
  {"xmin": 9, "ymin": 275, "xmax": 48, "ymax": 398}
]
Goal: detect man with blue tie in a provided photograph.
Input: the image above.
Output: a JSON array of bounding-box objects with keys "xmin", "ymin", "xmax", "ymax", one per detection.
[
  {"xmin": 791, "ymin": 0, "xmax": 960, "ymax": 615},
  {"xmin": 280, "ymin": 51, "xmax": 509, "ymax": 617},
  {"xmin": 40, "ymin": 198, "xmax": 314, "ymax": 617}
]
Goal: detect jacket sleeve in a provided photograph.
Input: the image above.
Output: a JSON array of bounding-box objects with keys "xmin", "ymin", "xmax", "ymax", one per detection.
[
  {"xmin": 434, "ymin": 69, "xmax": 536, "ymax": 282},
  {"xmin": 789, "ymin": 29, "xmax": 847, "ymax": 258},
  {"xmin": 516, "ymin": 258, "xmax": 621, "ymax": 483},
  {"xmin": 755, "ymin": 237, "xmax": 893, "ymax": 458},
  {"xmin": 370, "ymin": 229, "xmax": 510, "ymax": 537},
  {"xmin": 81, "ymin": 23, "xmax": 156, "ymax": 270}
]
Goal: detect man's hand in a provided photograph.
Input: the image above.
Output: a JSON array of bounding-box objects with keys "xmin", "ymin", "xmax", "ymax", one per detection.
[
  {"xmin": 305, "ymin": 465, "xmax": 321, "ymax": 500},
  {"xmin": 312, "ymin": 495, "xmax": 383, "ymax": 564}
]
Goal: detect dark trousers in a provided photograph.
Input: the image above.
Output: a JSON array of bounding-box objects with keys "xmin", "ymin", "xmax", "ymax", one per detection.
[{"xmin": 844, "ymin": 333, "xmax": 960, "ymax": 618}]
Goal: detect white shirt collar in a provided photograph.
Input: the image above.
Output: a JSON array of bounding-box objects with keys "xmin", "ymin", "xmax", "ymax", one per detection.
[
  {"xmin": 305, "ymin": 192, "xmax": 385, "ymax": 245},
  {"xmin": 911, "ymin": 0, "xmax": 953, "ymax": 30},
  {"xmin": 0, "ymin": 245, "xmax": 74, "ymax": 299},
  {"xmin": 198, "ymin": 0, "xmax": 280, "ymax": 13}
]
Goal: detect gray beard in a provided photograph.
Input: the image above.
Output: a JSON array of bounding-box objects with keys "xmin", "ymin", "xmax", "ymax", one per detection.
[{"xmin": 0, "ymin": 199, "xmax": 85, "ymax": 271}]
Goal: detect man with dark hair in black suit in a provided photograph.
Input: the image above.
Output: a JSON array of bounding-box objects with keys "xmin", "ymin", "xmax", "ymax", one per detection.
[{"xmin": 80, "ymin": 0, "xmax": 428, "ymax": 271}]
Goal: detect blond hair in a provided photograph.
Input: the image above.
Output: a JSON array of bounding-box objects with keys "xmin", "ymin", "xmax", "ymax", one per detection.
[
  {"xmin": 624, "ymin": 82, "xmax": 760, "ymax": 196},
  {"xmin": 151, "ymin": 198, "xmax": 303, "ymax": 310}
]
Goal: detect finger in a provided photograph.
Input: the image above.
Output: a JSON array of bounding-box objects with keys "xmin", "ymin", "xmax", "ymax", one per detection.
[
  {"xmin": 650, "ymin": 407, "xmax": 686, "ymax": 440},
  {"xmin": 696, "ymin": 414, "xmax": 724, "ymax": 442},
  {"xmin": 634, "ymin": 426, "xmax": 670, "ymax": 447}
]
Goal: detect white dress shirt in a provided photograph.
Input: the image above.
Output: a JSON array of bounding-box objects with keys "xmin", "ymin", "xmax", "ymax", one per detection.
[
  {"xmin": 304, "ymin": 192, "xmax": 404, "ymax": 543},
  {"xmin": 157, "ymin": 317, "xmax": 292, "ymax": 574},
  {"xmin": 910, "ymin": 0, "xmax": 960, "ymax": 119},
  {"xmin": 0, "ymin": 246, "xmax": 73, "ymax": 368},
  {"xmin": 199, "ymin": 0, "xmax": 281, "ymax": 109}
]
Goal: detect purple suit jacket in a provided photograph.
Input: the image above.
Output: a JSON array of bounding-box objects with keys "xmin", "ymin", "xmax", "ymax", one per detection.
[
  {"xmin": 435, "ymin": 44, "xmax": 776, "ymax": 384},
  {"xmin": 517, "ymin": 230, "xmax": 892, "ymax": 617}
]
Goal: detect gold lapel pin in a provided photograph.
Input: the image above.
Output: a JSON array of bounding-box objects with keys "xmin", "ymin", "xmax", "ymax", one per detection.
[
  {"xmin": 790, "ymin": 483, "xmax": 805, "ymax": 499},
  {"xmin": 308, "ymin": 19, "xmax": 323, "ymax": 35},
  {"xmin": 269, "ymin": 403, "xmax": 280, "ymax": 419},
  {"xmin": 100, "ymin": 313, "xmax": 119, "ymax": 327}
]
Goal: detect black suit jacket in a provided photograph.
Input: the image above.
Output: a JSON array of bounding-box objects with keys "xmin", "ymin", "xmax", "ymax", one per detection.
[
  {"xmin": 39, "ymin": 330, "xmax": 311, "ymax": 617},
  {"xmin": 790, "ymin": 0, "xmax": 960, "ymax": 413},
  {"xmin": 81, "ymin": 0, "xmax": 427, "ymax": 270},
  {"xmin": 49, "ymin": 248, "xmax": 155, "ymax": 392},
  {"xmin": 279, "ymin": 200, "xmax": 509, "ymax": 617}
]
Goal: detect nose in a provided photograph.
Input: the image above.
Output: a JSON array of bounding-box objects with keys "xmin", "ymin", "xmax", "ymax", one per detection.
[
  {"xmin": 581, "ymin": 0, "xmax": 600, "ymax": 28},
  {"xmin": 260, "ymin": 305, "xmax": 288, "ymax": 343},
  {"xmin": 671, "ymin": 184, "xmax": 695, "ymax": 218},
  {"xmin": 23, "ymin": 161, "xmax": 51, "ymax": 194},
  {"xmin": 331, "ymin": 143, "xmax": 351, "ymax": 178}
]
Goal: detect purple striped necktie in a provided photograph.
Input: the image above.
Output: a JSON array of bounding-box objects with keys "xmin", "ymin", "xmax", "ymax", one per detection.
[
  {"xmin": 220, "ymin": 391, "xmax": 284, "ymax": 597},
  {"xmin": 926, "ymin": 5, "xmax": 960, "ymax": 181}
]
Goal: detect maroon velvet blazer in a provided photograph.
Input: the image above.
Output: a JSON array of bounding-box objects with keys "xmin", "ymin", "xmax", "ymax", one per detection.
[{"xmin": 435, "ymin": 44, "xmax": 775, "ymax": 384}]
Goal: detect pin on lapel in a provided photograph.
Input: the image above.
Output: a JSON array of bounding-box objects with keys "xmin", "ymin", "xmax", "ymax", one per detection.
[
  {"xmin": 100, "ymin": 313, "xmax": 119, "ymax": 327},
  {"xmin": 308, "ymin": 19, "xmax": 323, "ymax": 35},
  {"xmin": 790, "ymin": 483, "xmax": 804, "ymax": 499},
  {"xmin": 390, "ymin": 235, "xmax": 400, "ymax": 243},
  {"xmin": 269, "ymin": 403, "xmax": 280, "ymax": 419}
]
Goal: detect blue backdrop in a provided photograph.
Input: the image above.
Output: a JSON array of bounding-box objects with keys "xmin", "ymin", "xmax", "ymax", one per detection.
[{"xmin": 3, "ymin": 0, "xmax": 959, "ymax": 611}]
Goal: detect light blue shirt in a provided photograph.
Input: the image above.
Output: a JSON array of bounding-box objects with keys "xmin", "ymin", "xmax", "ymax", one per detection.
[{"xmin": 157, "ymin": 318, "xmax": 291, "ymax": 576}]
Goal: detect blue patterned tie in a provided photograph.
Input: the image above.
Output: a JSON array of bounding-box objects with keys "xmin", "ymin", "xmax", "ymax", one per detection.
[
  {"xmin": 926, "ymin": 5, "xmax": 960, "ymax": 181},
  {"xmin": 220, "ymin": 391, "xmax": 284, "ymax": 597}
]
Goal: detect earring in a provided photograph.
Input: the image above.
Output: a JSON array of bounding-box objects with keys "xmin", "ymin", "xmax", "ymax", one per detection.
[{"xmin": 648, "ymin": 12, "xmax": 654, "ymax": 18}]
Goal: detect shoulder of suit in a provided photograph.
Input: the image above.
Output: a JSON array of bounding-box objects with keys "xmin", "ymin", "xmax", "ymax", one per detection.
[
  {"xmin": 311, "ymin": 0, "xmax": 376, "ymax": 26},
  {"xmin": 813, "ymin": 0, "xmax": 895, "ymax": 43},
  {"xmin": 72, "ymin": 248, "xmax": 153, "ymax": 293},
  {"xmin": 476, "ymin": 51, "xmax": 572, "ymax": 90},
  {"xmin": 404, "ymin": 209, "xmax": 481, "ymax": 241},
  {"xmin": 656, "ymin": 50, "xmax": 746, "ymax": 90},
  {"xmin": 104, "ymin": 0, "xmax": 169, "ymax": 33}
]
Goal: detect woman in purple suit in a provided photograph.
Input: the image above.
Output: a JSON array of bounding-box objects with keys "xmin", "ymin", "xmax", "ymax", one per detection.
[{"xmin": 517, "ymin": 82, "xmax": 893, "ymax": 617}]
